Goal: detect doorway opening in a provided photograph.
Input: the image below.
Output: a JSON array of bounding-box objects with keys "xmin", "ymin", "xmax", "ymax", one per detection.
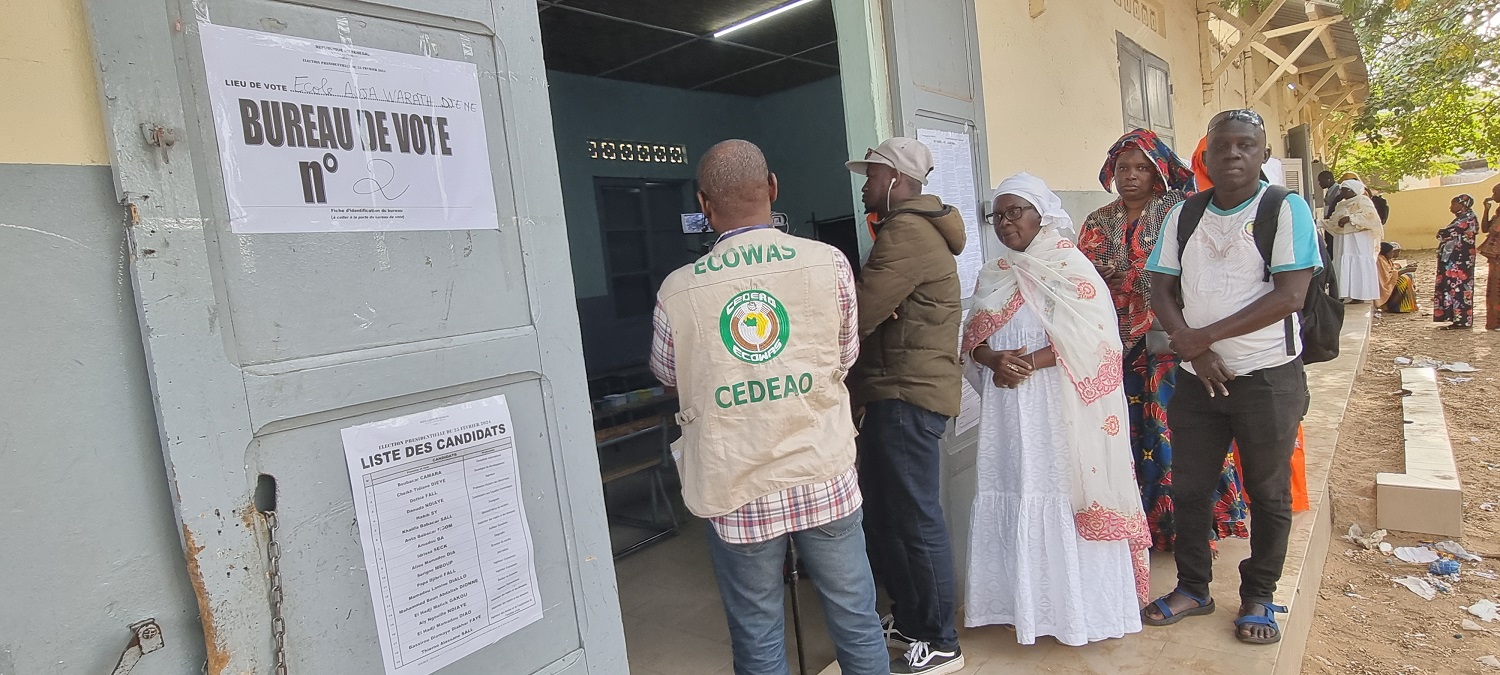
[{"xmin": 539, "ymin": 0, "xmax": 861, "ymax": 671}]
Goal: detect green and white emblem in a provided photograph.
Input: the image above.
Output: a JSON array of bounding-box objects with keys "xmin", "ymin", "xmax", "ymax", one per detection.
[{"xmin": 720, "ymin": 290, "xmax": 790, "ymax": 364}]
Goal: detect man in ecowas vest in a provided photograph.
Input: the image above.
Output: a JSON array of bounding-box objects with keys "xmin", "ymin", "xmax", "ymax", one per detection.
[
  {"xmin": 650, "ymin": 140, "xmax": 887, "ymax": 675},
  {"xmin": 846, "ymin": 137, "xmax": 967, "ymax": 674}
]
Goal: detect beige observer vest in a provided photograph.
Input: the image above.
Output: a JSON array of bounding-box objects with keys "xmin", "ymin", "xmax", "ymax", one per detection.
[{"xmin": 658, "ymin": 227, "xmax": 858, "ymax": 518}]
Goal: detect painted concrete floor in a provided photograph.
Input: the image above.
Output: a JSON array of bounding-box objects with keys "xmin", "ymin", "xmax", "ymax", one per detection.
[{"xmin": 613, "ymin": 308, "xmax": 1370, "ymax": 675}]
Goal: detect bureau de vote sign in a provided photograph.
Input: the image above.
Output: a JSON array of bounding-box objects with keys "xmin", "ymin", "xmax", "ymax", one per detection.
[{"xmin": 200, "ymin": 23, "xmax": 500, "ymax": 234}]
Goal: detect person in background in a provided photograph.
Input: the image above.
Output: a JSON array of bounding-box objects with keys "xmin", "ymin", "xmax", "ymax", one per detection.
[
  {"xmin": 1368, "ymin": 187, "xmax": 1390, "ymax": 224},
  {"xmin": 651, "ymin": 140, "xmax": 888, "ymax": 675},
  {"xmin": 961, "ymin": 172, "xmax": 1149, "ymax": 646},
  {"xmin": 1078, "ymin": 129, "xmax": 1248, "ymax": 552},
  {"xmin": 1377, "ymin": 242, "xmax": 1418, "ymax": 314},
  {"xmin": 846, "ymin": 137, "xmax": 967, "ymax": 675},
  {"xmin": 1326, "ymin": 179, "xmax": 1383, "ymax": 304},
  {"xmin": 1435, "ymin": 194, "xmax": 1481, "ymax": 329},
  {"xmin": 1480, "ymin": 184, "xmax": 1500, "ymax": 331},
  {"xmin": 1142, "ymin": 109, "xmax": 1320, "ymax": 646},
  {"xmin": 1317, "ymin": 171, "xmax": 1341, "ymax": 219}
]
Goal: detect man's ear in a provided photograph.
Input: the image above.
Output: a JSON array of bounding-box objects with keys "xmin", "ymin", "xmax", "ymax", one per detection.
[
  {"xmin": 697, "ymin": 191, "xmax": 711, "ymax": 221},
  {"xmin": 767, "ymin": 173, "xmax": 779, "ymax": 204}
]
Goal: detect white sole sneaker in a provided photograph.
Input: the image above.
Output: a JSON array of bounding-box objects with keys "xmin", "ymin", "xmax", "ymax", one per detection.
[{"xmin": 919, "ymin": 655, "xmax": 965, "ymax": 675}]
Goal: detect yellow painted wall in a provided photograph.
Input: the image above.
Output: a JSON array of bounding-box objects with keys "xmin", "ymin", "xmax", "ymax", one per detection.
[
  {"xmin": 0, "ymin": 0, "xmax": 109, "ymax": 165},
  {"xmin": 973, "ymin": 0, "xmax": 1287, "ymax": 192},
  {"xmin": 1384, "ymin": 181, "xmax": 1500, "ymax": 251}
]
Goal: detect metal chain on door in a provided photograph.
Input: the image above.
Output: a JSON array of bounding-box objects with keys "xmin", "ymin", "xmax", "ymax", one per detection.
[{"xmin": 265, "ymin": 510, "xmax": 289, "ymax": 675}]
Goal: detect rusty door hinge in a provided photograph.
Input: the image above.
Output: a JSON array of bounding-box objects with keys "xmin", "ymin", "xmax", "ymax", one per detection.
[
  {"xmin": 141, "ymin": 124, "xmax": 178, "ymax": 164},
  {"xmin": 110, "ymin": 619, "xmax": 164, "ymax": 675}
]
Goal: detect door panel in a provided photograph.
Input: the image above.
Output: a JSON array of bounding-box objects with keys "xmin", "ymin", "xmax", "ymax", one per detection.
[
  {"xmin": 884, "ymin": 0, "xmax": 988, "ymax": 593},
  {"xmin": 83, "ymin": 0, "xmax": 623, "ymax": 672}
]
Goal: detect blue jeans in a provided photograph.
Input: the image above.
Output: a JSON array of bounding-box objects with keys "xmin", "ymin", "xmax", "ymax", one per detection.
[
  {"xmin": 857, "ymin": 399, "xmax": 958, "ymax": 649},
  {"xmin": 707, "ymin": 510, "xmax": 889, "ymax": 675}
]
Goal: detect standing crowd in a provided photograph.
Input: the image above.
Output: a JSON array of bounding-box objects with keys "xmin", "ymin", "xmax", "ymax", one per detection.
[{"xmin": 650, "ymin": 109, "xmax": 1347, "ymax": 675}]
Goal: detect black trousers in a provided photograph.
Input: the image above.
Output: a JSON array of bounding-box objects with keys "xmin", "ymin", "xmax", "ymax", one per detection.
[{"xmin": 1168, "ymin": 359, "xmax": 1309, "ymax": 604}]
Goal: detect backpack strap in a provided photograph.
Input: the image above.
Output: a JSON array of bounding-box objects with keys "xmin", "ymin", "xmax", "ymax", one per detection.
[
  {"xmin": 1250, "ymin": 184, "xmax": 1295, "ymax": 355},
  {"xmin": 1176, "ymin": 189, "xmax": 1215, "ymax": 253}
]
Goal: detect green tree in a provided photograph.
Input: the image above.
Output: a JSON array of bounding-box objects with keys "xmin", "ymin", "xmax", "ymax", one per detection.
[{"xmin": 1333, "ymin": 0, "xmax": 1500, "ymax": 186}]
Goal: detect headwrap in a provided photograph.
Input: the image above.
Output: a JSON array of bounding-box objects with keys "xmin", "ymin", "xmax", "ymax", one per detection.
[
  {"xmin": 1455, "ymin": 194, "xmax": 1476, "ymax": 211},
  {"xmin": 1099, "ymin": 129, "xmax": 1195, "ymax": 195},
  {"xmin": 1191, "ymin": 136, "xmax": 1212, "ymax": 193},
  {"xmin": 993, "ymin": 172, "xmax": 1078, "ymax": 242},
  {"xmin": 962, "ymin": 172, "xmax": 1151, "ymax": 603},
  {"xmin": 1340, "ymin": 178, "xmax": 1367, "ymax": 196}
]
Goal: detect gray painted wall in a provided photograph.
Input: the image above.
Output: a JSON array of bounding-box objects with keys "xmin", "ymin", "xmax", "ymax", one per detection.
[
  {"xmin": 0, "ymin": 163, "xmax": 204, "ymax": 674},
  {"xmin": 547, "ymin": 72, "xmax": 851, "ymax": 299}
]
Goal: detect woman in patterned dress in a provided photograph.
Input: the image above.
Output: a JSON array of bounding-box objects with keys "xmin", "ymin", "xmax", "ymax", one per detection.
[
  {"xmin": 1078, "ymin": 129, "xmax": 1249, "ymax": 551},
  {"xmin": 1434, "ymin": 194, "xmax": 1479, "ymax": 329}
]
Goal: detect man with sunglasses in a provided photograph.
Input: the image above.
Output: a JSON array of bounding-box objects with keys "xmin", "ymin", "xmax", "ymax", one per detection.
[
  {"xmin": 845, "ymin": 137, "xmax": 968, "ymax": 674},
  {"xmin": 1142, "ymin": 109, "xmax": 1320, "ymax": 646}
]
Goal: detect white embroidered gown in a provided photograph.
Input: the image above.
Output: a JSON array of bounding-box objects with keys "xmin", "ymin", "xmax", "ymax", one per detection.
[{"xmin": 963, "ymin": 301, "xmax": 1143, "ymax": 646}]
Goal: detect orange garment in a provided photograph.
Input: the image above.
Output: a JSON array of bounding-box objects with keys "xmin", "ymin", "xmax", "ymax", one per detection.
[
  {"xmin": 1191, "ymin": 136, "xmax": 1212, "ymax": 193},
  {"xmin": 1231, "ymin": 424, "xmax": 1310, "ymax": 512}
]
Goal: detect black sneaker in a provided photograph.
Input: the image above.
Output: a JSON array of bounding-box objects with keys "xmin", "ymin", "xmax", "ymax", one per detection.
[
  {"xmin": 881, "ymin": 614, "xmax": 915, "ymax": 651},
  {"xmin": 891, "ymin": 641, "xmax": 964, "ymax": 675}
]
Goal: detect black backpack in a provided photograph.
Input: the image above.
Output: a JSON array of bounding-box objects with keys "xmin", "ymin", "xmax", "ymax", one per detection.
[{"xmin": 1177, "ymin": 185, "xmax": 1344, "ymax": 365}]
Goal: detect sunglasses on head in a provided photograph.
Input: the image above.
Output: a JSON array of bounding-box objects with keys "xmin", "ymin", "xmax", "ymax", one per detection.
[{"xmin": 1209, "ymin": 109, "xmax": 1265, "ymax": 131}]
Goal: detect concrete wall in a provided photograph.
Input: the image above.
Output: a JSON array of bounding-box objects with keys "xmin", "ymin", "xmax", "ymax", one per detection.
[
  {"xmin": 547, "ymin": 72, "xmax": 850, "ymax": 299},
  {"xmin": 972, "ymin": 0, "xmax": 1291, "ymax": 198},
  {"xmin": 1384, "ymin": 181, "xmax": 1500, "ymax": 250},
  {"xmin": 0, "ymin": 3, "xmax": 206, "ymax": 673},
  {"xmin": 0, "ymin": 0, "xmax": 110, "ymax": 165}
]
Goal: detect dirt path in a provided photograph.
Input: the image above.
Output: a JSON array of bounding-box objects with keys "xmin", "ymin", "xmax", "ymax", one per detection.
[{"xmin": 1303, "ymin": 253, "xmax": 1500, "ymax": 674}]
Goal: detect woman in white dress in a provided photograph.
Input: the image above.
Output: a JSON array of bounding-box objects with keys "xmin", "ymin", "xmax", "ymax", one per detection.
[
  {"xmin": 960, "ymin": 173, "xmax": 1151, "ymax": 646},
  {"xmin": 1326, "ymin": 179, "xmax": 1383, "ymax": 303}
]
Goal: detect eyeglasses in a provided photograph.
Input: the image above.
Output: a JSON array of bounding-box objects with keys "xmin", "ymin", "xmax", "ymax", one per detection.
[
  {"xmin": 1209, "ymin": 109, "xmax": 1265, "ymax": 131},
  {"xmin": 985, "ymin": 205, "xmax": 1036, "ymax": 224}
]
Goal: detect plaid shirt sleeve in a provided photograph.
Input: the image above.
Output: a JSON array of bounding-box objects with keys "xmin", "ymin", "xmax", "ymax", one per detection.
[
  {"xmin": 834, "ymin": 252, "xmax": 859, "ymax": 370},
  {"xmin": 649, "ymin": 300, "xmax": 676, "ymax": 387}
]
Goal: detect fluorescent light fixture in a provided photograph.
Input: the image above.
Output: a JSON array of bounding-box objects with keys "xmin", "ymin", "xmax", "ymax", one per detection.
[{"xmin": 714, "ymin": 0, "xmax": 818, "ymax": 39}]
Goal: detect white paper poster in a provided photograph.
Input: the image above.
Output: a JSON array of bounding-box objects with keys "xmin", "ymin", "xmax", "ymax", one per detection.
[
  {"xmin": 200, "ymin": 23, "xmax": 499, "ymax": 233},
  {"xmin": 956, "ymin": 309, "xmax": 982, "ymax": 435},
  {"xmin": 342, "ymin": 395, "xmax": 541, "ymax": 675},
  {"xmin": 917, "ymin": 128, "xmax": 984, "ymax": 298}
]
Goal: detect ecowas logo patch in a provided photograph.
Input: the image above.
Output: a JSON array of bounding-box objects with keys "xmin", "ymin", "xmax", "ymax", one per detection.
[{"xmin": 720, "ymin": 290, "xmax": 790, "ymax": 364}]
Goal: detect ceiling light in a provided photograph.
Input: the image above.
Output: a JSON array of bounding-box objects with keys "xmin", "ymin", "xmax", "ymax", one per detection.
[{"xmin": 713, "ymin": 0, "xmax": 818, "ymax": 39}]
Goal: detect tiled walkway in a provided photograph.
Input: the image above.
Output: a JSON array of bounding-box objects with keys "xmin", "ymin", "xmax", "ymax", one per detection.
[{"xmin": 615, "ymin": 308, "xmax": 1370, "ymax": 675}]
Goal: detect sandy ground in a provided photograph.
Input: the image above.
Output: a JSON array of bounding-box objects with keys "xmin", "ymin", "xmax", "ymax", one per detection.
[{"xmin": 1302, "ymin": 253, "xmax": 1500, "ymax": 674}]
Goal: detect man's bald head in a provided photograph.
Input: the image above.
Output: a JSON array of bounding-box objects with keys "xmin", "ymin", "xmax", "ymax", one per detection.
[{"xmin": 696, "ymin": 140, "xmax": 776, "ymax": 231}]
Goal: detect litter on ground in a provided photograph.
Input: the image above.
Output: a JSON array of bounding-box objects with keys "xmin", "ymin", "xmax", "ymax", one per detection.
[
  {"xmin": 1346, "ymin": 523, "xmax": 1389, "ymax": 550},
  {"xmin": 1469, "ymin": 600, "xmax": 1500, "ymax": 622},
  {"xmin": 1440, "ymin": 361, "xmax": 1480, "ymax": 373},
  {"xmin": 1437, "ymin": 541, "xmax": 1484, "ymax": 562},
  {"xmin": 1393, "ymin": 576, "xmax": 1438, "ymax": 600},
  {"xmin": 1396, "ymin": 546, "xmax": 1440, "ymax": 564}
]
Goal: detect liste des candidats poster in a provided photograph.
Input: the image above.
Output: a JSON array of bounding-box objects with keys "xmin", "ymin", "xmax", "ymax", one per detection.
[
  {"xmin": 199, "ymin": 23, "xmax": 500, "ymax": 234},
  {"xmin": 341, "ymin": 395, "xmax": 541, "ymax": 675}
]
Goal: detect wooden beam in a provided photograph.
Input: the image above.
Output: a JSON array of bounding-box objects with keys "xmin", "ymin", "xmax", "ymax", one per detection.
[
  {"xmin": 1297, "ymin": 56, "xmax": 1357, "ymax": 75},
  {"xmin": 1308, "ymin": 3, "xmax": 1353, "ymax": 93},
  {"xmin": 1262, "ymin": 15, "xmax": 1342, "ymax": 39},
  {"xmin": 1206, "ymin": 0, "xmax": 1290, "ymax": 84},
  {"xmin": 1295, "ymin": 66, "xmax": 1343, "ymax": 114},
  {"xmin": 1252, "ymin": 25, "xmax": 1328, "ymax": 101},
  {"xmin": 1251, "ymin": 41, "xmax": 1296, "ymax": 75}
]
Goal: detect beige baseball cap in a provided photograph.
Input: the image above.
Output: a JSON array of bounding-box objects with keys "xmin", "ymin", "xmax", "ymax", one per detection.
[{"xmin": 846, "ymin": 137, "xmax": 935, "ymax": 185}]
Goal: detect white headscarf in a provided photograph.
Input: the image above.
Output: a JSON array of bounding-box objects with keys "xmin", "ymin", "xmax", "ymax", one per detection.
[
  {"xmin": 1329, "ymin": 179, "xmax": 1382, "ymax": 234},
  {"xmin": 994, "ymin": 172, "xmax": 1078, "ymax": 243},
  {"xmin": 962, "ymin": 172, "xmax": 1151, "ymax": 602}
]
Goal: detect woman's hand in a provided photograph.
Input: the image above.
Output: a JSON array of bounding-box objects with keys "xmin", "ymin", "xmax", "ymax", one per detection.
[{"xmin": 973, "ymin": 345, "xmax": 1033, "ymax": 389}]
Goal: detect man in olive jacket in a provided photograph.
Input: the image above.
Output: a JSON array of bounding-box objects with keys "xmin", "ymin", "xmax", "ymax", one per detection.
[{"xmin": 845, "ymin": 137, "xmax": 967, "ymax": 675}]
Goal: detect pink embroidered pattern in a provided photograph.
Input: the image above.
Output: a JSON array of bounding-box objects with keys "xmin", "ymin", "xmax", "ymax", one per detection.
[
  {"xmin": 1074, "ymin": 279, "xmax": 1098, "ymax": 300},
  {"xmin": 960, "ymin": 291, "xmax": 1025, "ymax": 355},
  {"xmin": 1057, "ymin": 348, "xmax": 1125, "ymax": 404},
  {"xmin": 996, "ymin": 259, "xmax": 1012, "ymax": 270},
  {"xmin": 1056, "ymin": 239, "xmax": 1075, "ymax": 249},
  {"xmin": 1074, "ymin": 502, "xmax": 1153, "ymax": 603},
  {"xmin": 1102, "ymin": 415, "xmax": 1121, "ymax": 436}
]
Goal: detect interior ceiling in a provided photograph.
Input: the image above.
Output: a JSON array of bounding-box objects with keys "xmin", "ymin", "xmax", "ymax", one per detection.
[{"xmin": 537, "ymin": 0, "xmax": 840, "ymax": 97}]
